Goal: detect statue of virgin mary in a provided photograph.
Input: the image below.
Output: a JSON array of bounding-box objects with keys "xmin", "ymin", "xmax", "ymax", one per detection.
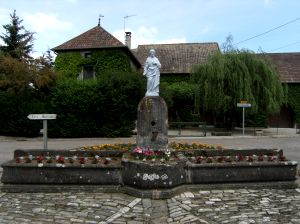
[{"xmin": 143, "ymin": 49, "xmax": 161, "ymax": 96}]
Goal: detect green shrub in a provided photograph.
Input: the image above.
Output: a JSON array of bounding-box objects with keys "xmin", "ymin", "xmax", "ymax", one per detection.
[
  {"xmin": 287, "ymin": 84, "xmax": 300, "ymax": 123},
  {"xmin": 49, "ymin": 72, "xmax": 144, "ymax": 137},
  {"xmin": 163, "ymin": 82, "xmax": 196, "ymax": 121},
  {"xmin": 0, "ymin": 92, "xmax": 47, "ymax": 136}
]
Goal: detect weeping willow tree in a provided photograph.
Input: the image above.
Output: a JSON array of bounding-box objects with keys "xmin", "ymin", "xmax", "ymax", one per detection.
[{"xmin": 191, "ymin": 50, "xmax": 287, "ymax": 129}]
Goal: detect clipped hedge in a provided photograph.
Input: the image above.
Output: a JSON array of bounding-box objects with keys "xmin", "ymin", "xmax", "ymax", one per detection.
[
  {"xmin": 49, "ymin": 72, "xmax": 145, "ymax": 137},
  {"xmin": 0, "ymin": 71, "xmax": 145, "ymax": 137},
  {"xmin": 0, "ymin": 92, "xmax": 48, "ymax": 136}
]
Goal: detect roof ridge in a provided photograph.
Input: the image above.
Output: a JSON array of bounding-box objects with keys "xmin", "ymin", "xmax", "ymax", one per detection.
[
  {"xmin": 137, "ymin": 42, "xmax": 219, "ymax": 47},
  {"xmin": 52, "ymin": 25, "xmax": 124, "ymax": 51}
]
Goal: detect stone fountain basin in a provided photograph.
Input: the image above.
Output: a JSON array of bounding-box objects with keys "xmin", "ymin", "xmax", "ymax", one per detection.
[{"xmin": 1, "ymin": 149, "xmax": 298, "ymax": 187}]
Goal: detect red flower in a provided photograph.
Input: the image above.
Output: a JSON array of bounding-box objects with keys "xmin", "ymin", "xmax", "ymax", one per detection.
[
  {"xmin": 268, "ymin": 155, "xmax": 275, "ymax": 161},
  {"xmin": 196, "ymin": 156, "xmax": 203, "ymax": 164},
  {"xmin": 247, "ymin": 155, "xmax": 254, "ymax": 162},
  {"xmin": 143, "ymin": 150, "xmax": 155, "ymax": 157},
  {"xmin": 258, "ymin": 154, "xmax": 264, "ymax": 161},
  {"xmin": 79, "ymin": 157, "xmax": 85, "ymax": 164},
  {"xmin": 57, "ymin": 156, "xmax": 65, "ymax": 164},
  {"xmin": 279, "ymin": 155, "xmax": 286, "ymax": 161},
  {"xmin": 37, "ymin": 155, "xmax": 44, "ymax": 163},
  {"xmin": 236, "ymin": 154, "xmax": 244, "ymax": 162},
  {"xmin": 104, "ymin": 158, "xmax": 110, "ymax": 165},
  {"xmin": 15, "ymin": 157, "xmax": 21, "ymax": 163}
]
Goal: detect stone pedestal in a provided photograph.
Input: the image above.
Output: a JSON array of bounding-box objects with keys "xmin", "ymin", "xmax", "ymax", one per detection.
[{"xmin": 136, "ymin": 96, "xmax": 168, "ymax": 151}]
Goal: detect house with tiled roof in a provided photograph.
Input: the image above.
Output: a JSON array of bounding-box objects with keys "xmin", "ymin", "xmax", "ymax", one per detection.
[
  {"xmin": 261, "ymin": 53, "xmax": 300, "ymax": 128},
  {"xmin": 52, "ymin": 25, "xmax": 141, "ymax": 79},
  {"xmin": 263, "ymin": 53, "xmax": 300, "ymax": 83},
  {"xmin": 134, "ymin": 43, "xmax": 220, "ymax": 82}
]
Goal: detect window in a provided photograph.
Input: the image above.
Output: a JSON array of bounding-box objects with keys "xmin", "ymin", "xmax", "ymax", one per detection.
[
  {"xmin": 84, "ymin": 52, "xmax": 92, "ymax": 58},
  {"xmin": 82, "ymin": 65, "xmax": 95, "ymax": 79}
]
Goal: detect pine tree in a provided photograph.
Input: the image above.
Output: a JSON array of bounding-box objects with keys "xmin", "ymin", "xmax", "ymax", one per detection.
[{"xmin": 0, "ymin": 10, "xmax": 34, "ymax": 61}]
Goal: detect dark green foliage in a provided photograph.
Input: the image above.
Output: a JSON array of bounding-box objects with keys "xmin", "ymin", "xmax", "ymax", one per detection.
[
  {"xmin": 92, "ymin": 50, "xmax": 131, "ymax": 74},
  {"xmin": 244, "ymin": 111, "xmax": 267, "ymax": 127},
  {"xmin": 0, "ymin": 70, "xmax": 144, "ymax": 137},
  {"xmin": 191, "ymin": 51, "xmax": 286, "ymax": 128},
  {"xmin": 287, "ymin": 84, "xmax": 300, "ymax": 123},
  {"xmin": 54, "ymin": 49, "xmax": 132, "ymax": 79},
  {"xmin": 54, "ymin": 52, "xmax": 85, "ymax": 79},
  {"xmin": 160, "ymin": 74, "xmax": 190, "ymax": 83},
  {"xmin": 0, "ymin": 92, "xmax": 47, "ymax": 136},
  {"xmin": 0, "ymin": 10, "xmax": 34, "ymax": 60},
  {"xmin": 161, "ymin": 82, "xmax": 196, "ymax": 121},
  {"xmin": 49, "ymin": 72, "xmax": 144, "ymax": 137}
]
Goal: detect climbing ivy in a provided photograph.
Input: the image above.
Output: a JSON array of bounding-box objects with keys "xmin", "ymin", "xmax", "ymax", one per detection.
[
  {"xmin": 54, "ymin": 49, "xmax": 132, "ymax": 79},
  {"xmin": 91, "ymin": 50, "xmax": 131, "ymax": 75},
  {"xmin": 287, "ymin": 84, "xmax": 300, "ymax": 123},
  {"xmin": 54, "ymin": 52, "xmax": 85, "ymax": 79}
]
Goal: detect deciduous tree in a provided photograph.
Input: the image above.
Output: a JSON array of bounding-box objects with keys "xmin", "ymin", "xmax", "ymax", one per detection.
[{"xmin": 191, "ymin": 50, "xmax": 286, "ymax": 129}]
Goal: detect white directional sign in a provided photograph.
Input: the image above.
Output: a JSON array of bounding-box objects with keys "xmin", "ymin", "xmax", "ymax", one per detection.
[
  {"xmin": 237, "ymin": 103, "xmax": 252, "ymax": 108},
  {"xmin": 27, "ymin": 114, "xmax": 57, "ymax": 120},
  {"xmin": 237, "ymin": 101, "xmax": 251, "ymax": 136},
  {"xmin": 27, "ymin": 114, "xmax": 57, "ymax": 150}
]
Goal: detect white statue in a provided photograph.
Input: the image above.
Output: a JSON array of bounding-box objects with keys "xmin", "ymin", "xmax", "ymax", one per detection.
[{"xmin": 143, "ymin": 49, "xmax": 161, "ymax": 96}]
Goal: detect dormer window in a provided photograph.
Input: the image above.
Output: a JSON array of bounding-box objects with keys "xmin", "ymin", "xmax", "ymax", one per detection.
[{"xmin": 82, "ymin": 51, "xmax": 92, "ymax": 58}]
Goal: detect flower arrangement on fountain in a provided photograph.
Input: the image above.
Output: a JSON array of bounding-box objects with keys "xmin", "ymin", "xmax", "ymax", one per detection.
[
  {"xmin": 14, "ymin": 154, "xmax": 117, "ymax": 166},
  {"xmin": 193, "ymin": 153, "xmax": 287, "ymax": 164},
  {"xmin": 81, "ymin": 141, "xmax": 223, "ymax": 151},
  {"xmin": 131, "ymin": 146, "xmax": 172, "ymax": 162}
]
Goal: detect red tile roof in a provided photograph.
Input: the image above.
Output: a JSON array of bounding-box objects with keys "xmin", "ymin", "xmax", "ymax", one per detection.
[
  {"xmin": 134, "ymin": 43, "xmax": 220, "ymax": 74},
  {"xmin": 262, "ymin": 53, "xmax": 300, "ymax": 83},
  {"xmin": 52, "ymin": 26, "xmax": 124, "ymax": 51}
]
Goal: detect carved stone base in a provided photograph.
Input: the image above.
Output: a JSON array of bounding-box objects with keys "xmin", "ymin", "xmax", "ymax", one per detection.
[{"xmin": 136, "ymin": 96, "xmax": 168, "ymax": 151}]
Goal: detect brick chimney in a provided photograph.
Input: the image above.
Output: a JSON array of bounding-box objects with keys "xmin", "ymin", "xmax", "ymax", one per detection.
[{"xmin": 125, "ymin": 32, "xmax": 131, "ymax": 49}]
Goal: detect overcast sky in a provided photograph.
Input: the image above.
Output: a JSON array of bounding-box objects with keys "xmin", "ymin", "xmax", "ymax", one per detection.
[{"xmin": 0, "ymin": 0, "xmax": 299, "ymax": 57}]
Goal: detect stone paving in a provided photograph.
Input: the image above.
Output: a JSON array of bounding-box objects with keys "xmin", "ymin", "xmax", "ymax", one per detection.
[{"xmin": 0, "ymin": 187, "xmax": 300, "ymax": 224}]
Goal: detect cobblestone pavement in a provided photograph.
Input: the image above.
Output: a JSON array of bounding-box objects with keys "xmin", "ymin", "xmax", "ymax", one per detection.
[{"xmin": 0, "ymin": 188, "xmax": 300, "ymax": 224}]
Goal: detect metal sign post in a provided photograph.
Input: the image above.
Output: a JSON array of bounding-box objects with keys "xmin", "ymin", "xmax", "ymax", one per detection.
[
  {"xmin": 237, "ymin": 101, "xmax": 251, "ymax": 136},
  {"xmin": 27, "ymin": 114, "xmax": 57, "ymax": 150}
]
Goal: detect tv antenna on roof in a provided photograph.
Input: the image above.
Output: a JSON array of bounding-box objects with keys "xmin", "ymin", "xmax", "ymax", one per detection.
[
  {"xmin": 98, "ymin": 14, "xmax": 104, "ymax": 26},
  {"xmin": 123, "ymin": 14, "xmax": 136, "ymax": 33}
]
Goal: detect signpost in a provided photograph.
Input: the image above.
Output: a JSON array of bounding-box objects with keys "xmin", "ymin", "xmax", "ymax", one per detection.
[
  {"xmin": 237, "ymin": 101, "xmax": 251, "ymax": 136},
  {"xmin": 27, "ymin": 114, "xmax": 57, "ymax": 150}
]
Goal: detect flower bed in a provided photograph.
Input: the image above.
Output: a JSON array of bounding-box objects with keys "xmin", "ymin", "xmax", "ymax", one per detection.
[{"xmin": 80, "ymin": 141, "xmax": 224, "ymax": 151}]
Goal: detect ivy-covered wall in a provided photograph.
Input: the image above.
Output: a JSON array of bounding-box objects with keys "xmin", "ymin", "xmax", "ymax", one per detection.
[
  {"xmin": 160, "ymin": 73, "xmax": 190, "ymax": 83},
  {"xmin": 287, "ymin": 83, "xmax": 300, "ymax": 123},
  {"xmin": 54, "ymin": 49, "xmax": 132, "ymax": 79}
]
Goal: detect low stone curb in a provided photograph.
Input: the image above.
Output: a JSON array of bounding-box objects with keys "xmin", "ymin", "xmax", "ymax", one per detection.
[{"xmin": 0, "ymin": 180, "xmax": 298, "ymax": 199}]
